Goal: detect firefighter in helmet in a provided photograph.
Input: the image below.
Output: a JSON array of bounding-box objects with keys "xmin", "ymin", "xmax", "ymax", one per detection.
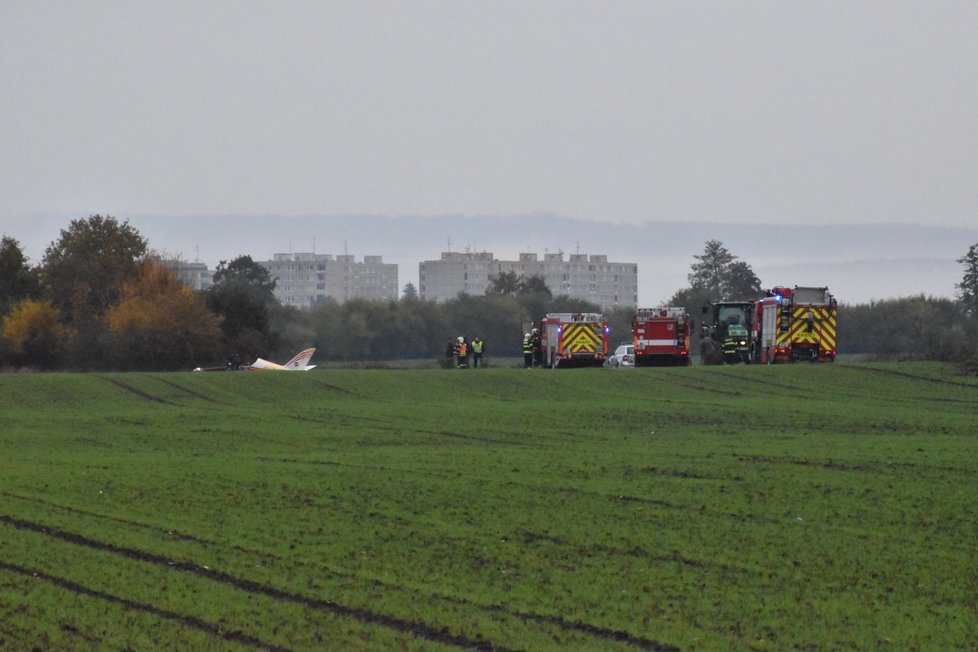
[
  {"xmin": 522, "ymin": 333, "xmax": 534, "ymax": 368},
  {"xmin": 530, "ymin": 328, "xmax": 542, "ymax": 367}
]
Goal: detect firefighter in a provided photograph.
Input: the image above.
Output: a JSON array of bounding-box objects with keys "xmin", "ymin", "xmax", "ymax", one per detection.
[
  {"xmin": 530, "ymin": 328, "xmax": 542, "ymax": 367},
  {"xmin": 522, "ymin": 333, "xmax": 534, "ymax": 368},
  {"xmin": 470, "ymin": 337, "xmax": 485, "ymax": 368},
  {"xmin": 456, "ymin": 336, "xmax": 469, "ymax": 368},
  {"xmin": 443, "ymin": 338, "xmax": 457, "ymax": 369},
  {"xmin": 722, "ymin": 335, "xmax": 738, "ymax": 362},
  {"xmin": 723, "ymin": 323, "xmax": 749, "ymax": 364}
]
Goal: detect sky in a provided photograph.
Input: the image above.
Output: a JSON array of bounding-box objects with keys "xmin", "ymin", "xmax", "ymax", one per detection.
[{"xmin": 2, "ymin": 2, "xmax": 977, "ymax": 303}]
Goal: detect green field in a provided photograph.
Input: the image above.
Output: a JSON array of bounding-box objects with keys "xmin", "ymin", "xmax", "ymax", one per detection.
[{"xmin": 1, "ymin": 364, "xmax": 976, "ymax": 650}]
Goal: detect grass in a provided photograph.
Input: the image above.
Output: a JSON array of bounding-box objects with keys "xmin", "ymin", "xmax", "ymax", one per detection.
[{"xmin": 1, "ymin": 363, "xmax": 976, "ymax": 650}]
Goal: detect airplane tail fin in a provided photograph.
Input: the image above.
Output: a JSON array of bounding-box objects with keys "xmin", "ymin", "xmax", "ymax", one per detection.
[{"xmin": 284, "ymin": 348, "xmax": 316, "ymax": 370}]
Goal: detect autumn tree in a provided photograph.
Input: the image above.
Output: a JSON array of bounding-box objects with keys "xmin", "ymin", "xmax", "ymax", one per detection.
[
  {"xmin": 40, "ymin": 215, "xmax": 148, "ymax": 324},
  {"xmin": 104, "ymin": 261, "xmax": 223, "ymax": 370},
  {"xmin": 0, "ymin": 236, "xmax": 40, "ymax": 318},
  {"xmin": 1, "ymin": 299, "xmax": 69, "ymax": 369}
]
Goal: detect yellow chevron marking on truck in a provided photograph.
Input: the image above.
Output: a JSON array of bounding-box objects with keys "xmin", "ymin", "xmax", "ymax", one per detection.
[
  {"xmin": 562, "ymin": 323, "xmax": 601, "ymax": 354},
  {"xmin": 776, "ymin": 307, "xmax": 837, "ymax": 349}
]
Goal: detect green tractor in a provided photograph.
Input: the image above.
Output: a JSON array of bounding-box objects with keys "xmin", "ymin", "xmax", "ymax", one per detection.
[{"xmin": 700, "ymin": 300, "xmax": 754, "ymax": 365}]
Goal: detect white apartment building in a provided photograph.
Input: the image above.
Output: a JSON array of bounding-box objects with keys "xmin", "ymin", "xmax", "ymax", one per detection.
[
  {"xmin": 154, "ymin": 258, "xmax": 213, "ymax": 291},
  {"xmin": 419, "ymin": 251, "xmax": 637, "ymax": 311},
  {"xmin": 418, "ymin": 252, "xmax": 496, "ymax": 300},
  {"xmin": 260, "ymin": 253, "xmax": 398, "ymax": 308}
]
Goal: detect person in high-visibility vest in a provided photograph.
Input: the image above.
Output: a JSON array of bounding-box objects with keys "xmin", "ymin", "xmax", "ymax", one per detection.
[
  {"xmin": 456, "ymin": 336, "xmax": 469, "ymax": 368},
  {"xmin": 471, "ymin": 337, "xmax": 485, "ymax": 368},
  {"xmin": 522, "ymin": 333, "xmax": 534, "ymax": 368},
  {"xmin": 723, "ymin": 323, "xmax": 749, "ymax": 364}
]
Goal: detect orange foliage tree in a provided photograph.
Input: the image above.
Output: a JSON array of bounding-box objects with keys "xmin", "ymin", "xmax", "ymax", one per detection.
[
  {"xmin": 105, "ymin": 261, "xmax": 223, "ymax": 370},
  {"xmin": 1, "ymin": 299, "xmax": 69, "ymax": 368}
]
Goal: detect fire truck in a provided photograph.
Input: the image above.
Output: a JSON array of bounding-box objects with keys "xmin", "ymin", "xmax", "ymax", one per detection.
[
  {"xmin": 751, "ymin": 286, "xmax": 837, "ymax": 363},
  {"xmin": 538, "ymin": 312, "xmax": 609, "ymax": 368},
  {"xmin": 700, "ymin": 300, "xmax": 756, "ymax": 365},
  {"xmin": 632, "ymin": 307, "xmax": 691, "ymax": 366}
]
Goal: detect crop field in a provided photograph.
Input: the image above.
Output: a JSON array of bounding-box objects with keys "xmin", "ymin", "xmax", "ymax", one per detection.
[{"xmin": 1, "ymin": 363, "xmax": 976, "ymax": 651}]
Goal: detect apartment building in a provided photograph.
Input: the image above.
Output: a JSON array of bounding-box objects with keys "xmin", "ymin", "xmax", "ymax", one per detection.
[
  {"xmin": 419, "ymin": 251, "xmax": 637, "ymax": 310},
  {"xmin": 154, "ymin": 258, "xmax": 213, "ymax": 291},
  {"xmin": 418, "ymin": 252, "xmax": 496, "ymax": 301},
  {"xmin": 260, "ymin": 252, "xmax": 398, "ymax": 308}
]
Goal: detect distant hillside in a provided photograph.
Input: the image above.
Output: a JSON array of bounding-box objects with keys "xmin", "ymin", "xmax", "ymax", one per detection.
[{"xmin": 4, "ymin": 213, "xmax": 975, "ymax": 304}]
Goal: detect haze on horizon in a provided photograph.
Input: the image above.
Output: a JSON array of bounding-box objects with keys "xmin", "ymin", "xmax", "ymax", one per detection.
[{"xmin": 2, "ymin": 1, "xmax": 977, "ymax": 228}]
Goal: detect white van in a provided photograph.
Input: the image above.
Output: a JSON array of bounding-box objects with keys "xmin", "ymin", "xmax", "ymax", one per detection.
[{"xmin": 607, "ymin": 343, "xmax": 635, "ymax": 367}]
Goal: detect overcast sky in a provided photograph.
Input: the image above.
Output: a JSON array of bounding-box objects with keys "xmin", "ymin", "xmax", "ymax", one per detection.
[{"xmin": 2, "ymin": 1, "xmax": 977, "ymax": 227}]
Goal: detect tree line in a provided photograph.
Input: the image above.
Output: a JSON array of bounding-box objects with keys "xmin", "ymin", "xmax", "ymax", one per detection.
[{"xmin": 2, "ymin": 216, "xmax": 977, "ymax": 371}]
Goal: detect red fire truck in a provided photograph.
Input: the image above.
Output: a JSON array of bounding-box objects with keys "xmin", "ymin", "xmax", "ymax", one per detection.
[
  {"xmin": 538, "ymin": 312, "xmax": 609, "ymax": 368},
  {"xmin": 752, "ymin": 286, "xmax": 838, "ymax": 363},
  {"xmin": 632, "ymin": 307, "xmax": 691, "ymax": 366}
]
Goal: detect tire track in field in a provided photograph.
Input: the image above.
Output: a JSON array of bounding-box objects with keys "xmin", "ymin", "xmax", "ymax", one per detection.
[
  {"xmin": 95, "ymin": 376, "xmax": 178, "ymax": 405},
  {"xmin": 0, "ymin": 514, "xmax": 678, "ymax": 651},
  {"xmin": 0, "ymin": 515, "xmax": 516, "ymax": 651},
  {"xmin": 0, "ymin": 491, "xmax": 213, "ymax": 544},
  {"xmin": 0, "ymin": 561, "xmax": 289, "ymax": 651},
  {"xmin": 845, "ymin": 364, "xmax": 978, "ymax": 390},
  {"xmin": 284, "ymin": 414, "xmax": 540, "ymax": 447},
  {"xmin": 653, "ymin": 374, "xmax": 743, "ymax": 396},
  {"xmin": 152, "ymin": 378, "xmax": 222, "ymax": 403},
  {"xmin": 308, "ymin": 378, "xmax": 358, "ymax": 396},
  {"xmin": 732, "ymin": 453, "xmax": 973, "ymax": 475},
  {"xmin": 696, "ymin": 370, "xmax": 823, "ymax": 396}
]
